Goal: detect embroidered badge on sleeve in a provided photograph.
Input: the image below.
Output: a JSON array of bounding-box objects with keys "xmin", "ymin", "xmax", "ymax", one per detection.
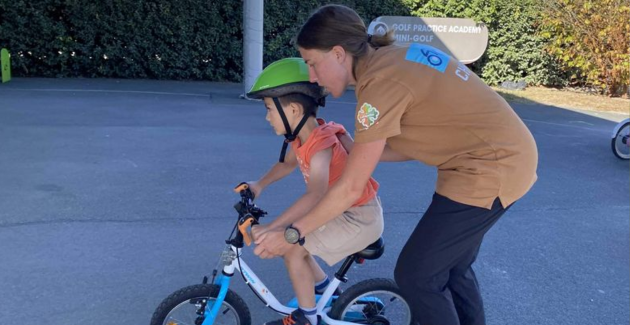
[{"xmin": 357, "ymin": 102, "xmax": 380, "ymax": 130}]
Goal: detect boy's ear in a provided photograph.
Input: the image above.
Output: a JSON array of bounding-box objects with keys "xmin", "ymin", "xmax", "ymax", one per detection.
[{"xmin": 289, "ymin": 102, "xmax": 303, "ymax": 116}]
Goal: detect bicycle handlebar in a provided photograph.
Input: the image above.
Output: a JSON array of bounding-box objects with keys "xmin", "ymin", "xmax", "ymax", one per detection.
[
  {"xmin": 232, "ymin": 182, "xmax": 266, "ymax": 246},
  {"xmin": 234, "ymin": 182, "xmax": 255, "ymax": 201}
]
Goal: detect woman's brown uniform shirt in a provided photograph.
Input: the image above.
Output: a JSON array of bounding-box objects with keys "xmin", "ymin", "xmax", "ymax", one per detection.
[{"xmin": 353, "ymin": 44, "xmax": 538, "ymax": 209}]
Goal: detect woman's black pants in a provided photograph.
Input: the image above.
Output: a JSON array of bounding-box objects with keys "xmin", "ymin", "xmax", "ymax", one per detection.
[{"xmin": 394, "ymin": 193, "xmax": 512, "ymax": 325}]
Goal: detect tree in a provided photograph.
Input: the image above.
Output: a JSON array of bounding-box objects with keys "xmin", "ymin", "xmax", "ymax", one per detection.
[{"xmin": 541, "ymin": 0, "xmax": 630, "ymax": 96}]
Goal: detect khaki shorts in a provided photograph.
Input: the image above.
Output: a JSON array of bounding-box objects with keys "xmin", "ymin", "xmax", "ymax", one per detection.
[{"xmin": 303, "ymin": 197, "xmax": 384, "ymax": 266}]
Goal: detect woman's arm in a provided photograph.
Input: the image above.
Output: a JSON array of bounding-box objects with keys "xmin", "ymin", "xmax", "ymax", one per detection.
[
  {"xmin": 293, "ymin": 139, "xmax": 386, "ymax": 235},
  {"xmin": 252, "ymin": 148, "xmax": 332, "ymax": 248},
  {"xmin": 267, "ymin": 148, "xmax": 332, "ymax": 228},
  {"xmin": 253, "ymin": 140, "xmax": 386, "ymax": 258},
  {"xmin": 337, "ymin": 133, "xmax": 411, "ymax": 162}
]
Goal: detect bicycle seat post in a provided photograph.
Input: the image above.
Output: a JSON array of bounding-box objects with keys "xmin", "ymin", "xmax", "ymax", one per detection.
[
  {"xmin": 334, "ymin": 238, "xmax": 385, "ymax": 282},
  {"xmin": 334, "ymin": 255, "xmax": 356, "ymax": 283}
]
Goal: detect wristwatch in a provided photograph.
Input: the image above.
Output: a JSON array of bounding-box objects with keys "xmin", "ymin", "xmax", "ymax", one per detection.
[{"xmin": 284, "ymin": 224, "xmax": 305, "ymax": 246}]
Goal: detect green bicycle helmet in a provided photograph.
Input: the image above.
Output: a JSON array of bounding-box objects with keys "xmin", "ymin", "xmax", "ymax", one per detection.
[
  {"xmin": 247, "ymin": 58, "xmax": 327, "ymax": 163},
  {"xmin": 247, "ymin": 58, "xmax": 326, "ymax": 105}
]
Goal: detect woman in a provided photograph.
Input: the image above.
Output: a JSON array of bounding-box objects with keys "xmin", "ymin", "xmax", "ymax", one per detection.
[{"xmin": 253, "ymin": 4, "xmax": 538, "ymax": 325}]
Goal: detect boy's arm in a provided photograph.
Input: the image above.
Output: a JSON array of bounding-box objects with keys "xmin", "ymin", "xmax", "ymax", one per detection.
[
  {"xmin": 249, "ymin": 149, "xmax": 298, "ymax": 198},
  {"xmin": 337, "ymin": 133, "xmax": 411, "ymax": 162},
  {"xmin": 265, "ymin": 147, "xmax": 331, "ymax": 229},
  {"xmin": 253, "ymin": 140, "xmax": 385, "ymax": 258}
]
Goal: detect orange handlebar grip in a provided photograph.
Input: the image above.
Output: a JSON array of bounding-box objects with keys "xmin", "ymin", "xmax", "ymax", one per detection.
[
  {"xmin": 238, "ymin": 217, "xmax": 256, "ymax": 246},
  {"xmin": 234, "ymin": 182, "xmax": 249, "ymax": 193}
]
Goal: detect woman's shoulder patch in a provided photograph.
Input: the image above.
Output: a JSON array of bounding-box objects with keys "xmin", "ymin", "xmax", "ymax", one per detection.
[{"xmin": 357, "ymin": 102, "xmax": 380, "ymax": 130}]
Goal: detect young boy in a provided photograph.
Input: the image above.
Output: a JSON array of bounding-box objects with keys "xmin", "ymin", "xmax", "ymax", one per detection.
[{"xmin": 244, "ymin": 58, "xmax": 384, "ymax": 325}]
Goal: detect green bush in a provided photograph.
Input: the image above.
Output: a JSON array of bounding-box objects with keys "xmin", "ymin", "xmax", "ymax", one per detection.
[
  {"xmin": 0, "ymin": 0, "xmax": 408, "ymax": 81},
  {"xmin": 262, "ymin": 1, "xmax": 410, "ymax": 64},
  {"xmin": 5, "ymin": 0, "xmax": 611, "ymax": 91},
  {"xmin": 0, "ymin": 0, "xmax": 244, "ymax": 80}
]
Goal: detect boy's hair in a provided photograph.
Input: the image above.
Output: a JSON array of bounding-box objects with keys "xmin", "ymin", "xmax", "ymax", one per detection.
[{"xmin": 278, "ymin": 93, "xmax": 319, "ymax": 118}]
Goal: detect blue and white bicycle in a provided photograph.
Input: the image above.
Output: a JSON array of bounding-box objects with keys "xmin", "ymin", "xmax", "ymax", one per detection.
[{"xmin": 150, "ymin": 184, "xmax": 414, "ymax": 325}]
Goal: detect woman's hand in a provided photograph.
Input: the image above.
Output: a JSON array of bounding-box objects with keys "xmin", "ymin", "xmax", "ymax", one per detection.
[
  {"xmin": 253, "ymin": 226, "xmax": 292, "ymax": 259},
  {"xmin": 336, "ymin": 130, "xmax": 355, "ymax": 154},
  {"xmin": 251, "ymin": 224, "xmax": 271, "ymax": 243}
]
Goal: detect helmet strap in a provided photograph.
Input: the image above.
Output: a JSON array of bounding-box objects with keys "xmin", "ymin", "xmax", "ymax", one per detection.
[{"xmin": 272, "ymin": 97, "xmax": 310, "ymax": 163}]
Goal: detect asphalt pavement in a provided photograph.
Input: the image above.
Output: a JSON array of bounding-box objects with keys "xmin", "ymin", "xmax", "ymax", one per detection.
[{"xmin": 0, "ymin": 78, "xmax": 628, "ymax": 325}]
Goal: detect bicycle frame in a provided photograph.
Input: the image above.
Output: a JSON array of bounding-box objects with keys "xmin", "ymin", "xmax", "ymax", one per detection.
[
  {"xmin": 201, "ymin": 244, "xmax": 364, "ymax": 325},
  {"xmin": 198, "ymin": 184, "xmax": 375, "ymax": 325}
]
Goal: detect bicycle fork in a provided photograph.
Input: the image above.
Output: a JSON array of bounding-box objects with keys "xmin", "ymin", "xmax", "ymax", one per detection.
[
  {"xmin": 201, "ymin": 274, "xmax": 232, "ymax": 325},
  {"xmin": 201, "ymin": 247, "xmax": 238, "ymax": 325}
]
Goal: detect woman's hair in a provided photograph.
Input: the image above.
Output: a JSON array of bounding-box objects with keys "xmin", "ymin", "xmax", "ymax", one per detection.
[
  {"xmin": 296, "ymin": 4, "xmax": 395, "ymax": 78},
  {"xmin": 278, "ymin": 93, "xmax": 319, "ymax": 117}
]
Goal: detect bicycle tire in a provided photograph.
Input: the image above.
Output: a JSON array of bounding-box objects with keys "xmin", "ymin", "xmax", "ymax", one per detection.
[
  {"xmin": 150, "ymin": 284, "xmax": 251, "ymax": 325},
  {"xmin": 612, "ymin": 122, "xmax": 630, "ymax": 160},
  {"xmin": 329, "ymin": 278, "xmax": 414, "ymax": 325}
]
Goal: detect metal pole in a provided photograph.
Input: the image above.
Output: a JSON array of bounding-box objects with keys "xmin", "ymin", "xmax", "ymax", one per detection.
[{"xmin": 242, "ymin": 0, "xmax": 263, "ymax": 99}]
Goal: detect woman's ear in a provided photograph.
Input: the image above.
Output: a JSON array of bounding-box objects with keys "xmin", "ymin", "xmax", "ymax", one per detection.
[{"xmin": 331, "ymin": 45, "xmax": 347, "ymax": 63}]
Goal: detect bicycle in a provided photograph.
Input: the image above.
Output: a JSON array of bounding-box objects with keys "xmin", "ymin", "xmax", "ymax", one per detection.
[
  {"xmin": 150, "ymin": 183, "xmax": 414, "ymax": 325},
  {"xmin": 611, "ymin": 118, "xmax": 629, "ymax": 160}
]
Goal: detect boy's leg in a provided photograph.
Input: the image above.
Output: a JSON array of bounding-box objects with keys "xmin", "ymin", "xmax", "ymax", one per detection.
[
  {"xmin": 307, "ymin": 255, "xmax": 343, "ymax": 295},
  {"xmin": 264, "ymin": 246, "xmax": 319, "ymax": 325},
  {"xmin": 306, "ymin": 255, "xmax": 327, "ymax": 284},
  {"xmin": 393, "ymin": 193, "xmax": 509, "ymax": 325},
  {"xmin": 284, "ymin": 244, "xmax": 316, "ymax": 308}
]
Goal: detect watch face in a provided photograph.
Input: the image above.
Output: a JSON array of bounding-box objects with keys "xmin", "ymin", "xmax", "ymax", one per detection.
[{"xmin": 284, "ymin": 227, "xmax": 300, "ymax": 244}]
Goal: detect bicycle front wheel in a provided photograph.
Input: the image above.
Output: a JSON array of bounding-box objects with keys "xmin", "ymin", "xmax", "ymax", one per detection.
[
  {"xmin": 612, "ymin": 122, "xmax": 630, "ymax": 160},
  {"xmin": 329, "ymin": 278, "xmax": 414, "ymax": 325},
  {"xmin": 150, "ymin": 284, "xmax": 251, "ymax": 325}
]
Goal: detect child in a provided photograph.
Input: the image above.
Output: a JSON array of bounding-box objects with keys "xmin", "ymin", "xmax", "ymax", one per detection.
[{"xmin": 244, "ymin": 58, "xmax": 384, "ymax": 325}]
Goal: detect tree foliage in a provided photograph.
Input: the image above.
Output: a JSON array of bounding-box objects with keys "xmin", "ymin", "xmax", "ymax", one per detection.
[
  {"xmin": 0, "ymin": 0, "xmax": 625, "ymax": 96},
  {"xmin": 540, "ymin": 0, "xmax": 630, "ymax": 96}
]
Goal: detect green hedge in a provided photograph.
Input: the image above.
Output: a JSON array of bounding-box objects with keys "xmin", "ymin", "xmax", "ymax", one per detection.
[
  {"xmin": 0, "ymin": 0, "xmax": 408, "ymax": 81},
  {"xmin": 0, "ymin": 0, "xmax": 243, "ymax": 80},
  {"xmin": 263, "ymin": 1, "xmax": 409, "ymax": 64},
  {"xmin": 0, "ymin": 0, "xmax": 572, "ymax": 87}
]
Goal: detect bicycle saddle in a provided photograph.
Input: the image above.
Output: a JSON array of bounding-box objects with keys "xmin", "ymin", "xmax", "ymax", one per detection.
[{"xmin": 353, "ymin": 237, "xmax": 384, "ymax": 260}]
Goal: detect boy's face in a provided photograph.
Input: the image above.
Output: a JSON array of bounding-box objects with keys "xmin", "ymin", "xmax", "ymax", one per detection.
[{"xmin": 263, "ymin": 98, "xmax": 301, "ymax": 136}]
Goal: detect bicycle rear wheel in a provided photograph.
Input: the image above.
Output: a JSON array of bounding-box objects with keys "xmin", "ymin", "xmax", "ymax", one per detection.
[
  {"xmin": 329, "ymin": 278, "xmax": 414, "ymax": 325},
  {"xmin": 150, "ymin": 284, "xmax": 251, "ymax": 325}
]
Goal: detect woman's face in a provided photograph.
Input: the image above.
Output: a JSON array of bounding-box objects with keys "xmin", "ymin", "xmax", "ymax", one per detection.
[{"xmin": 299, "ymin": 46, "xmax": 353, "ymax": 98}]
